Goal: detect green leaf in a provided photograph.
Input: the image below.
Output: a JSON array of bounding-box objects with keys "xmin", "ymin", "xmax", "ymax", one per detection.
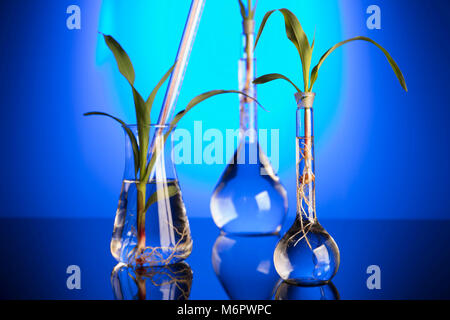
[
  {"xmin": 309, "ymin": 36, "xmax": 407, "ymax": 92},
  {"xmin": 183, "ymin": 89, "xmax": 263, "ymax": 117},
  {"xmin": 278, "ymin": 8, "xmax": 312, "ymax": 92},
  {"xmin": 103, "ymin": 34, "xmax": 152, "ymax": 178},
  {"xmin": 249, "ymin": 0, "xmax": 258, "ymax": 19},
  {"xmin": 167, "ymin": 90, "xmax": 264, "ymax": 146},
  {"xmin": 132, "ymin": 88, "xmax": 150, "ymax": 178},
  {"xmin": 103, "ymin": 34, "xmax": 135, "ymax": 85},
  {"xmin": 254, "ymin": 73, "xmax": 302, "ymax": 93},
  {"xmin": 311, "ymin": 29, "xmax": 316, "ymax": 52},
  {"xmin": 143, "ymin": 90, "xmax": 263, "ymax": 183},
  {"xmin": 146, "ymin": 62, "xmax": 177, "ymax": 111},
  {"xmin": 137, "ymin": 62, "xmax": 177, "ymax": 183},
  {"xmin": 254, "ymin": 9, "xmax": 312, "ymax": 91},
  {"xmin": 84, "ymin": 112, "xmax": 140, "ymax": 176},
  {"xmin": 144, "ymin": 185, "xmax": 179, "ymax": 213},
  {"xmin": 254, "ymin": 9, "xmax": 276, "ymax": 49},
  {"xmin": 238, "ymin": 0, "xmax": 247, "ymax": 19}
]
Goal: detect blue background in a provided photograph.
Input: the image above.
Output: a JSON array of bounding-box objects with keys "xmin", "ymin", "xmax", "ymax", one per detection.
[{"xmin": 1, "ymin": 0, "xmax": 449, "ymax": 221}]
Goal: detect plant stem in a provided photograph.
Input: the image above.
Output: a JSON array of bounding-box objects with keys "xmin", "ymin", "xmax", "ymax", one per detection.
[
  {"xmin": 242, "ymin": 21, "xmax": 254, "ymax": 105},
  {"xmin": 135, "ymin": 270, "xmax": 147, "ymax": 300},
  {"xmin": 245, "ymin": 34, "xmax": 252, "ymax": 98},
  {"xmin": 302, "ymin": 108, "xmax": 315, "ymax": 221},
  {"xmin": 136, "ymin": 182, "xmax": 147, "ymax": 255}
]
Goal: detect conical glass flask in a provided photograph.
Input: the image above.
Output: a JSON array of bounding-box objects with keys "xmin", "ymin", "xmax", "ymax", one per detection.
[
  {"xmin": 111, "ymin": 262, "xmax": 193, "ymax": 300},
  {"xmin": 210, "ymin": 25, "xmax": 288, "ymax": 235},
  {"xmin": 274, "ymin": 92, "xmax": 340, "ymax": 285},
  {"xmin": 211, "ymin": 234, "xmax": 281, "ymax": 300},
  {"xmin": 110, "ymin": 125, "xmax": 193, "ymax": 266}
]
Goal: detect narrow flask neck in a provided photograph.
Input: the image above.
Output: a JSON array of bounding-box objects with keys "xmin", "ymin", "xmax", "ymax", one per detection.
[
  {"xmin": 241, "ymin": 29, "xmax": 254, "ymax": 60},
  {"xmin": 295, "ymin": 93, "xmax": 317, "ymax": 222},
  {"xmin": 239, "ymin": 32, "xmax": 257, "ymax": 142}
]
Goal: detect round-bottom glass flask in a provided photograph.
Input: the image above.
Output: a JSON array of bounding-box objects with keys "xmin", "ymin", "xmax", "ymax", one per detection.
[{"xmin": 274, "ymin": 92, "xmax": 339, "ymax": 285}]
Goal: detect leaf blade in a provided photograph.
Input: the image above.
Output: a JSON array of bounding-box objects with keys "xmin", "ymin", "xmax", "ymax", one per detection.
[
  {"xmin": 143, "ymin": 90, "xmax": 263, "ymax": 183},
  {"xmin": 238, "ymin": 0, "xmax": 247, "ymax": 19},
  {"xmin": 84, "ymin": 112, "xmax": 140, "ymax": 176},
  {"xmin": 254, "ymin": 73, "xmax": 302, "ymax": 93},
  {"xmin": 144, "ymin": 185, "xmax": 179, "ymax": 213},
  {"xmin": 254, "ymin": 9, "xmax": 312, "ymax": 91},
  {"xmin": 146, "ymin": 62, "xmax": 177, "ymax": 111},
  {"xmin": 103, "ymin": 34, "xmax": 135, "ymax": 85},
  {"xmin": 278, "ymin": 8, "xmax": 312, "ymax": 92},
  {"xmin": 103, "ymin": 34, "xmax": 151, "ymax": 178},
  {"xmin": 254, "ymin": 9, "xmax": 276, "ymax": 49},
  {"xmin": 309, "ymin": 36, "xmax": 407, "ymax": 92},
  {"xmin": 132, "ymin": 88, "xmax": 151, "ymax": 177}
]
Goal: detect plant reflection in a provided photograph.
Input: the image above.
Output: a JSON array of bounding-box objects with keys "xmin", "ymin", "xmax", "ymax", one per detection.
[{"xmin": 111, "ymin": 262, "xmax": 193, "ymax": 300}]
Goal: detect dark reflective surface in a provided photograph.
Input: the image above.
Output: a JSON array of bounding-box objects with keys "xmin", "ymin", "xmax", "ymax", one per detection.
[
  {"xmin": 1, "ymin": 218, "xmax": 450, "ymax": 299},
  {"xmin": 212, "ymin": 234, "xmax": 280, "ymax": 300}
]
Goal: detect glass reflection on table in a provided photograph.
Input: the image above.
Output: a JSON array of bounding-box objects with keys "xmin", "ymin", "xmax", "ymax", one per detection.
[
  {"xmin": 211, "ymin": 234, "xmax": 281, "ymax": 300},
  {"xmin": 111, "ymin": 262, "xmax": 193, "ymax": 300},
  {"xmin": 275, "ymin": 281, "xmax": 340, "ymax": 300}
]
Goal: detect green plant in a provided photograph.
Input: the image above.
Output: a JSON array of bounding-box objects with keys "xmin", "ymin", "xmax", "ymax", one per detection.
[
  {"xmin": 238, "ymin": 0, "xmax": 257, "ymax": 22},
  {"xmin": 238, "ymin": 0, "xmax": 258, "ymax": 103},
  {"xmin": 252, "ymin": 9, "xmax": 407, "ymax": 249},
  {"xmin": 253, "ymin": 8, "xmax": 407, "ymax": 93},
  {"xmin": 85, "ymin": 34, "xmax": 259, "ymax": 258}
]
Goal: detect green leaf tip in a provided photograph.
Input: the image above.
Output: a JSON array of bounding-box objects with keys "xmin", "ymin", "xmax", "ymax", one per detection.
[
  {"xmin": 103, "ymin": 34, "xmax": 136, "ymax": 86},
  {"xmin": 83, "ymin": 111, "xmax": 140, "ymax": 176},
  {"xmin": 309, "ymin": 36, "xmax": 407, "ymax": 92}
]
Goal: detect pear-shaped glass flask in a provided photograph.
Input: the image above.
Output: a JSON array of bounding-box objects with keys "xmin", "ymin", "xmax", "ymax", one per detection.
[
  {"xmin": 210, "ymin": 22, "xmax": 288, "ymax": 235},
  {"xmin": 274, "ymin": 93, "xmax": 340, "ymax": 285}
]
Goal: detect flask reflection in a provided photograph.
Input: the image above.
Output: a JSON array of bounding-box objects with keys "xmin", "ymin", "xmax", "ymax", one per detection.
[
  {"xmin": 274, "ymin": 281, "xmax": 340, "ymax": 300},
  {"xmin": 212, "ymin": 234, "xmax": 280, "ymax": 300},
  {"xmin": 111, "ymin": 262, "xmax": 193, "ymax": 300}
]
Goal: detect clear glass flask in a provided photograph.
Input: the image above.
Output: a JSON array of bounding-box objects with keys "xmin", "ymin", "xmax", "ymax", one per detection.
[
  {"xmin": 210, "ymin": 23, "xmax": 288, "ymax": 235},
  {"xmin": 110, "ymin": 125, "xmax": 193, "ymax": 266},
  {"xmin": 274, "ymin": 92, "xmax": 340, "ymax": 285}
]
